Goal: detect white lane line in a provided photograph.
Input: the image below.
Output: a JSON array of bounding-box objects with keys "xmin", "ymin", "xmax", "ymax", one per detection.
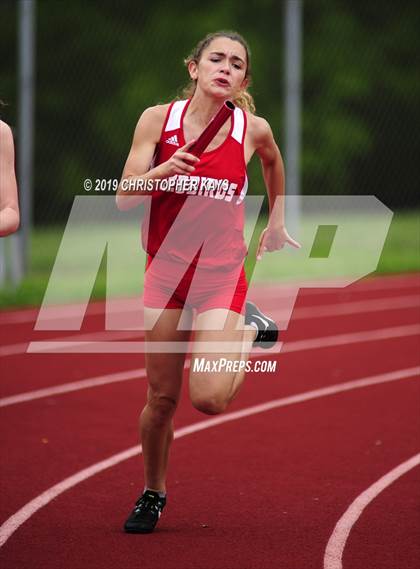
[
  {"xmin": 281, "ymin": 324, "xmax": 420, "ymax": 354},
  {"xmin": 291, "ymin": 294, "xmax": 420, "ymax": 320},
  {"xmin": 2, "ymin": 293, "xmax": 419, "ymax": 357},
  {"xmin": 1, "ymin": 273, "xmax": 418, "ymax": 326},
  {"xmin": 25, "ymin": 323, "xmax": 420, "ymax": 354},
  {"xmin": 0, "ymin": 368, "xmax": 147, "ymax": 407},
  {"xmin": 324, "ymin": 453, "xmax": 420, "ymax": 569},
  {"xmin": 0, "ymin": 330, "xmax": 142, "ymax": 357},
  {"xmin": 2, "ymin": 324, "xmax": 419, "ymax": 408},
  {"xmin": 0, "ymin": 366, "xmax": 418, "ymax": 549}
]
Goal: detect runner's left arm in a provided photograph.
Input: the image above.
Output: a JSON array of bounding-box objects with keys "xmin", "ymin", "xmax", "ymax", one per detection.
[{"xmin": 253, "ymin": 117, "xmax": 300, "ymax": 259}]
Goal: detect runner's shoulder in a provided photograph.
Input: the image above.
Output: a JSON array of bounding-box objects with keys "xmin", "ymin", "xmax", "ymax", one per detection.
[
  {"xmin": 140, "ymin": 103, "xmax": 171, "ymax": 123},
  {"xmin": 0, "ymin": 120, "xmax": 14, "ymax": 145},
  {"xmin": 134, "ymin": 103, "xmax": 171, "ymax": 144},
  {"xmin": 244, "ymin": 112, "xmax": 273, "ymax": 147},
  {"xmin": 0, "ymin": 121, "xmax": 16, "ymax": 161}
]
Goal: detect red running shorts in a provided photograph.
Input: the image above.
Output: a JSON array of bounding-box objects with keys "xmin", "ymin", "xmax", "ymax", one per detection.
[{"xmin": 143, "ymin": 254, "xmax": 247, "ymax": 315}]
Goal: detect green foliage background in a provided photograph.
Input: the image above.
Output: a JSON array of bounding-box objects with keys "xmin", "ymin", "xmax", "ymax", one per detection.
[{"xmin": 1, "ymin": 0, "xmax": 419, "ymax": 227}]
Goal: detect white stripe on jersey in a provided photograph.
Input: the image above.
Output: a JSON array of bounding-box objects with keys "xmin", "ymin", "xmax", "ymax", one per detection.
[
  {"xmin": 232, "ymin": 107, "xmax": 245, "ymax": 144},
  {"xmin": 165, "ymin": 100, "xmax": 189, "ymax": 132}
]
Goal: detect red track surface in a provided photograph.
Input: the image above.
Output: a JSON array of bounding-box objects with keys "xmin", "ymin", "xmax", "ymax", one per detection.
[{"xmin": 0, "ymin": 273, "xmax": 419, "ymax": 569}]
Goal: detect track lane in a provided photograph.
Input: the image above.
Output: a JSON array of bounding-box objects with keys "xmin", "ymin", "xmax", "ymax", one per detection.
[
  {"xmin": 1, "ymin": 294, "xmax": 419, "ymax": 396},
  {"xmin": 341, "ymin": 465, "xmax": 420, "ymax": 569},
  {"xmin": 0, "ymin": 334, "xmax": 418, "ymax": 523},
  {"xmin": 0, "ymin": 273, "xmax": 419, "ymax": 568},
  {"xmin": 0, "ymin": 369, "xmax": 418, "ymax": 569},
  {"xmin": 1, "ymin": 273, "xmax": 418, "ymax": 342}
]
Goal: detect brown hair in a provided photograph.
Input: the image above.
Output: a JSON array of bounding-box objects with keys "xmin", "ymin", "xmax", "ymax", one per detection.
[{"xmin": 181, "ymin": 31, "xmax": 256, "ymax": 114}]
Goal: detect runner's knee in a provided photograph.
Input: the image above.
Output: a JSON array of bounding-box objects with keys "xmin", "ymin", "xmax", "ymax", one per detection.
[
  {"xmin": 191, "ymin": 395, "xmax": 227, "ymax": 415},
  {"xmin": 146, "ymin": 393, "xmax": 178, "ymax": 424}
]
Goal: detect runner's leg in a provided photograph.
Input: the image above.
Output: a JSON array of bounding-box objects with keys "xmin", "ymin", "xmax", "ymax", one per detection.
[
  {"xmin": 141, "ymin": 306, "xmax": 192, "ymax": 491},
  {"xmin": 189, "ymin": 308, "xmax": 256, "ymax": 415}
]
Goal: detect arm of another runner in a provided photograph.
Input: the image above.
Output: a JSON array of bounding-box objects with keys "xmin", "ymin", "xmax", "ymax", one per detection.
[
  {"xmin": 116, "ymin": 106, "xmax": 199, "ymax": 211},
  {"xmin": 252, "ymin": 116, "xmax": 301, "ymax": 260},
  {"xmin": 0, "ymin": 121, "xmax": 20, "ymax": 237}
]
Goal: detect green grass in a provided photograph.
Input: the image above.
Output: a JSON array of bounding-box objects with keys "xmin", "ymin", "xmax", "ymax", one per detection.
[
  {"xmin": 245, "ymin": 210, "xmax": 420, "ymax": 284},
  {"xmin": 0, "ymin": 210, "xmax": 418, "ymax": 309},
  {"xmin": 375, "ymin": 211, "xmax": 420, "ymax": 274}
]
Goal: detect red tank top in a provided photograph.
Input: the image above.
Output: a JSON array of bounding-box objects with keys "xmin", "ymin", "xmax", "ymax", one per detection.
[{"xmin": 141, "ymin": 99, "xmax": 249, "ymax": 270}]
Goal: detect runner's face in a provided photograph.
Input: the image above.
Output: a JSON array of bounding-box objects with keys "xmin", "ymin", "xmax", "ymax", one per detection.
[{"xmin": 190, "ymin": 38, "xmax": 248, "ymax": 99}]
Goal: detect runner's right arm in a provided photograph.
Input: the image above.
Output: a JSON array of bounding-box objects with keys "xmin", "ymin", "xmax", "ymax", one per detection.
[{"xmin": 116, "ymin": 105, "xmax": 199, "ymax": 211}]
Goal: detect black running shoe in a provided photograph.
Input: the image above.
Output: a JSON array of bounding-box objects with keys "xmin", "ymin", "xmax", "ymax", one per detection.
[
  {"xmin": 124, "ymin": 490, "xmax": 166, "ymax": 534},
  {"xmin": 245, "ymin": 301, "xmax": 278, "ymax": 348}
]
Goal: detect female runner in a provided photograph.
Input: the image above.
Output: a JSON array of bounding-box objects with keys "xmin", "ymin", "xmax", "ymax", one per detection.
[{"xmin": 116, "ymin": 31, "xmax": 300, "ymax": 533}]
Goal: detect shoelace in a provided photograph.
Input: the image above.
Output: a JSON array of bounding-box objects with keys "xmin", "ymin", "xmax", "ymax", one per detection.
[{"xmin": 134, "ymin": 496, "xmax": 161, "ymax": 514}]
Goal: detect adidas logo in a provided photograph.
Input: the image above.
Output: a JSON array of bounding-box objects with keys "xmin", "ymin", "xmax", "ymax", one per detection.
[{"xmin": 165, "ymin": 134, "xmax": 179, "ymax": 146}]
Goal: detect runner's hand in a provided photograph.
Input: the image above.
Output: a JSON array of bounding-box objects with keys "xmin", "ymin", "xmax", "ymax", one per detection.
[
  {"xmin": 160, "ymin": 140, "xmax": 200, "ymax": 176},
  {"xmin": 256, "ymin": 225, "xmax": 301, "ymax": 261}
]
